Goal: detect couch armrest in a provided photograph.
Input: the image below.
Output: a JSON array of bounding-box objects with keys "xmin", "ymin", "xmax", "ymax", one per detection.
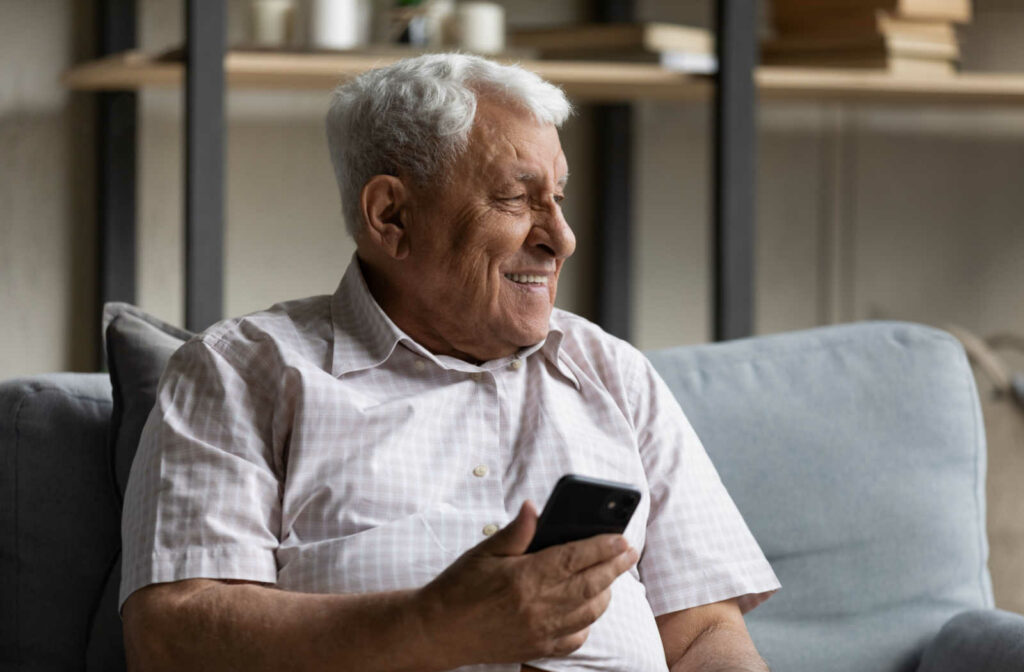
[{"xmin": 917, "ymin": 609, "xmax": 1024, "ymax": 672}]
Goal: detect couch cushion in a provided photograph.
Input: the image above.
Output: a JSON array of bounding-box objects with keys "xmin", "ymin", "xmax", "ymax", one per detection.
[
  {"xmin": 103, "ymin": 303, "xmax": 192, "ymax": 501},
  {"xmin": 646, "ymin": 322, "xmax": 992, "ymax": 672},
  {"xmin": 0, "ymin": 373, "xmax": 118, "ymax": 670}
]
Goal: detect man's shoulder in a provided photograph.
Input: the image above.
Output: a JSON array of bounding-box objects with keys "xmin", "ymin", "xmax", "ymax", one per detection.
[
  {"xmin": 191, "ymin": 294, "xmax": 335, "ymax": 372},
  {"xmin": 549, "ymin": 308, "xmax": 649, "ymax": 378}
]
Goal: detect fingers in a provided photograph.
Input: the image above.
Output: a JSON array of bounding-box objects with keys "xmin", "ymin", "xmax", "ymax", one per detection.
[
  {"xmin": 565, "ymin": 546, "xmax": 638, "ymax": 602},
  {"xmin": 527, "ymin": 544, "xmax": 635, "ymax": 637},
  {"xmin": 535, "ymin": 549, "xmax": 634, "ymax": 653},
  {"xmin": 537, "ymin": 533, "xmax": 632, "ymax": 578},
  {"xmin": 550, "ymin": 586, "xmax": 614, "ymax": 638},
  {"xmin": 548, "ymin": 627, "xmax": 591, "ymax": 658}
]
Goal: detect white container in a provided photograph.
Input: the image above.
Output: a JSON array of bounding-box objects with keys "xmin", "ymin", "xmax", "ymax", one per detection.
[
  {"xmin": 424, "ymin": 0, "xmax": 456, "ymax": 48},
  {"xmin": 251, "ymin": 0, "xmax": 295, "ymax": 47},
  {"xmin": 454, "ymin": 1, "xmax": 505, "ymax": 55},
  {"xmin": 309, "ymin": 0, "xmax": 372, "ymax": 50}
]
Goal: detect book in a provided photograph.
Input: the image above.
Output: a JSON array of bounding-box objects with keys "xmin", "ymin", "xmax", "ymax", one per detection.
[
  {"xmin": 773, "ymin": 9, "xmax": 957, "ymax": 42},
  {"xmin": 763, "ymin": 52, "xmax": 957, "ymax": 76},
  {"xmin": 763, "ymin": 33, "xmax": 959, "ymax": 60},
  {"xmin": 515, "ymin": 47, "xmax": 717, "ymax": 74},
  {"xmin": 771, "ymin": 0, "xmax": 972, "ymax": 24},
  {"xmin": 509, "ymin": 22, "xmax": 713, "ymax": 56}
]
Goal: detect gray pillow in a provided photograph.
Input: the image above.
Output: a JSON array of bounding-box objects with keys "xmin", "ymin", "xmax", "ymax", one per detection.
[{"xmin": 102, "ymin": 302, "xmax": 193, "ymax": 502}]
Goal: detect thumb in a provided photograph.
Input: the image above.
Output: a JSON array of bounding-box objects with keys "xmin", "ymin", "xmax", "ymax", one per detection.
[{"xmin": 480, "ymin": 500, "xmax": 538, "ymax": 557}]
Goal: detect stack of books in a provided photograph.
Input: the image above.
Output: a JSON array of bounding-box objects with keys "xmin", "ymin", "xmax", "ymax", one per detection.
[
  {"xmin": 764, "ymin": 0, "xmax": 972, "ymax": 76},
  {"xmin": 509, "ymin": 22, "xmax": 717, "ymax": 74}
]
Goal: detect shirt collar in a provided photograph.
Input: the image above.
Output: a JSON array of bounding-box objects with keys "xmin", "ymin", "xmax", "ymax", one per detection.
[{"xmin": 329, "ymin": 255, "xmax": 580, "ymax": 389}]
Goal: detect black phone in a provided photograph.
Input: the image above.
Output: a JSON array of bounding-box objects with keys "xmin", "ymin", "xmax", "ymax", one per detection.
[{"xmin": 525, "ymin": 474, "xmax": 641, "ymax": 553}]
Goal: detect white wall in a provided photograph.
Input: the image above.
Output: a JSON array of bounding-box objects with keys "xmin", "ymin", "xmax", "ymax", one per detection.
[{"xmin": 2, "ymin": 0, "xmax": 1024, "ymax": 377}]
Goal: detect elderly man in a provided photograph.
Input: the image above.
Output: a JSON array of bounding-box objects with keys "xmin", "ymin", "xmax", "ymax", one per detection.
[{"xmin": 121, "ymin": 54, "xmax": 779, "ymax": 671}]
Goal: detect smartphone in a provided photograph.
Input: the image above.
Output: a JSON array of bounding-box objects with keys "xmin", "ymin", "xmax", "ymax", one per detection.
[{"xmin": 525, "ymin": 474, "xmax": 642, "ymax": 553}]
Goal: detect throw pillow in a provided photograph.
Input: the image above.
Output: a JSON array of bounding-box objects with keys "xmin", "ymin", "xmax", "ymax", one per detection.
[{"xmin": 102, "ymin": 303, "xmax": 193, "ymax": 504}]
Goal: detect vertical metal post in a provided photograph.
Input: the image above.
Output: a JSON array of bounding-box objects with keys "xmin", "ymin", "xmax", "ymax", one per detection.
[
  {"xmin": 594, "ymin": 0, "xmax": 633, "ymax": 341},
  {"xmin": 185, "ymin": 0, "xmax": 226, "ymax": 331},
  {"xmin": 96, "ymin": 0, "xmax": 137, "ymax": 316},
  {"xmin": 712, "ymin": 0, "xmax": 758, "ymax": 341},
  {"xmin": 594, "ymin": 107, "xmax": 633, "ymax": 341}
]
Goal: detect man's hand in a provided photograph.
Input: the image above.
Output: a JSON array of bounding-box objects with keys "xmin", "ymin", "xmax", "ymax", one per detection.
[{"xmin": 415, "ymin": 500, "xmax": 639, "ymax": 668}]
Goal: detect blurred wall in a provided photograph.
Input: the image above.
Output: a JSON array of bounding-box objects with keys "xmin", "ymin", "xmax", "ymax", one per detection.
[
  {"xmin": 2, "ymin": 0, "xmax": 1023, "ymax": 377},
  {"xmin": 633, "ymin": 0, "xmax": 1024, "ymax": 349},
  {"xmin": 0, "ymin": 0, "xmax": 96, "ymax": 378}
]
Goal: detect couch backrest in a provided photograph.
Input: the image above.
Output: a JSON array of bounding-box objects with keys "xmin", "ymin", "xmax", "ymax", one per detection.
[
  {"xmin": 1, "ymin": 322, "xmax": 993, "ymax": 672},
  {"xmin": 0, "ymin": 373, "xmax": 123, "ymax": 672},
  {"xmin": 647, "ymin": 322, "xmax": 993, "ymax": 672}
]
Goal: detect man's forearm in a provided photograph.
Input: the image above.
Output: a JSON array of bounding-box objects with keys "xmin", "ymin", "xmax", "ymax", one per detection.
[
  {"xmin": 126, "ymin": 581, "xmax": 452, "ymax": 672},
  {"xmin": 669, "ymin": 622, "xmax": 770, "ymax": 672},
  {"xmin": 126, "ymin": 510, "xmax": 636, "ymax": 672}
]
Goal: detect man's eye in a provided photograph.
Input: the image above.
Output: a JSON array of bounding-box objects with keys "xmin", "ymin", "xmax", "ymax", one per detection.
[
  {"xmin": 554, "ymin": 194, "xmax": 566, "ymax": 204},
  {"xmin": 500, "ymin": 194, "xmax": 527, "ymax": 202}
]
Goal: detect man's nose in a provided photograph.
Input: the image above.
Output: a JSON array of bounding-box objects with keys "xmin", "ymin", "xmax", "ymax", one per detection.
[{"xmin": 530, "ymin": 201, "xmax": 576, "ymax": 260}]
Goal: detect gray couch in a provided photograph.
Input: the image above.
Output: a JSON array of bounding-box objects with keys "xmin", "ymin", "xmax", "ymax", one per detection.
[{"xmin": 2, "ymin": 320, "xmax": 1023, "ymax": 671}]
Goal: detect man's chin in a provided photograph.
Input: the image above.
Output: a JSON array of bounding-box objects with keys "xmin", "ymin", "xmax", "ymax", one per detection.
[{"xmin": 508, "ymin": 318, "xmax": 551, "ymax": 349}]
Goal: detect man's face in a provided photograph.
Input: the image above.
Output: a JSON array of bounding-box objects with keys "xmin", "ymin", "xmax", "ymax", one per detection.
[{"xmin": 396, "ymin": 96, "xmax": 575, "ymax": 361}]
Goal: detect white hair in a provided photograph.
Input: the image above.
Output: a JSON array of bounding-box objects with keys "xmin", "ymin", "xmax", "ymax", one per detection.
[{"xmin": 325, "ymin": 53, "xmax": 573, "ymax": 237}]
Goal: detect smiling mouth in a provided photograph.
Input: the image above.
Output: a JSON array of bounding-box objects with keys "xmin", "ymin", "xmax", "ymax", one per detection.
[{"xmin": 504, "ymin": 273, "xmax": 549, "ymax": 286}]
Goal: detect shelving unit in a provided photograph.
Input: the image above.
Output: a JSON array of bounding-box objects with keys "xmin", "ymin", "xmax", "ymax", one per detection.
[
  {"xmin": 79, "ymin": 1, "xmax": 1024, "ymax": 346},
  {"xmin": 80, "ymin": 0, "xmax": 767, "ymax": 341}
]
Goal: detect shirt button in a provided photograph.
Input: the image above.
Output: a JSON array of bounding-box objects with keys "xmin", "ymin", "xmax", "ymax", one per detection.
[
  {"xmin": 413, "ymin": 359, "xmax": 426, "ymax": 372},
  {"xmin": 509, "ymin": 359, "xmax": 522, "ymax": 370},
  {"xmin": 482, "ymin": 523, "xmax": 499, "ymax": 537},
  {"xmin": 472, "ymin": 464, "xmax": 489, "ymax": 478}
]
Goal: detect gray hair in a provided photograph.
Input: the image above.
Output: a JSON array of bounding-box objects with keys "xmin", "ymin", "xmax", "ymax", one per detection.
[{"xmin": 325, "ymin": 53, "xmax": 572, "ymax": 237}]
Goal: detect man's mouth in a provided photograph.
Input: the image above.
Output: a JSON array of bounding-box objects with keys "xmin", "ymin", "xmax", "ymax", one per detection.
[{"xmin": 504, "ymin": 273, "xmax": 549, "ymax": 286}]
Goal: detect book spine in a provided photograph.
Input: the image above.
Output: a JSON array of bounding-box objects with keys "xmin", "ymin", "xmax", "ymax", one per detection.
[{"xmin": 772, "ymin": 0, "xmax": 970, "ymax": 23}]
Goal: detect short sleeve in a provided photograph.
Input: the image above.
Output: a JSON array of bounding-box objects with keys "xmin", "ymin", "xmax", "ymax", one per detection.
[
  {"xmin": 631, "ymin": 355, "xmax": 780, "ymax": 616},
  {"xmin": 119, "ymin": 338, "xmax": 283, "ymax": 612}
]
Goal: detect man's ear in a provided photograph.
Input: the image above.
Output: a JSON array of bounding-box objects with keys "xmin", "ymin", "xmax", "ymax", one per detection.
[{"xmin": 360, "ymin": 175, "xmax": 411, "ymax": 260}]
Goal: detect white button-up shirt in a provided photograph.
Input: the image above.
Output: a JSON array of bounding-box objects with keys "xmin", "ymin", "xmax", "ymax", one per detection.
[{"xmin": 121, "ymin": 258, "xmax": 779, "ymax": 672}]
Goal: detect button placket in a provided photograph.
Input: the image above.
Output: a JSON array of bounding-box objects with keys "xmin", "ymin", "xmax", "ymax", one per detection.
[{"xmin": 479, "ymin": 366, "xmax": 509, "ymax": 544}]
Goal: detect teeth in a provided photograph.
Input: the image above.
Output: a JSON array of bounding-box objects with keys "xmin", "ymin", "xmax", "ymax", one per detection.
[{"xmin": 504, "ymin": 273, "xmax": 548, "ymax": 285}]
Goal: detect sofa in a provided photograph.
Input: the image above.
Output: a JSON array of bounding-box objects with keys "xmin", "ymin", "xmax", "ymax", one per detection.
[{"xmin": 2, "ymin": 316, "xmax": 1022, "ymax": 671}]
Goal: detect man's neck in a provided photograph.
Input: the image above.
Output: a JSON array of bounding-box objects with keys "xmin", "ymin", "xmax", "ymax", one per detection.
[{"xmin": 355, "ymin": 254, "xmax": 519, "ymax": 365}]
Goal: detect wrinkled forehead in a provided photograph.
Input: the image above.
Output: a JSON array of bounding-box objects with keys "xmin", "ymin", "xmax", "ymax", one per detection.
[{"xmin": 465, "ymin": 95, "xmax": 569, "ymax": 186}]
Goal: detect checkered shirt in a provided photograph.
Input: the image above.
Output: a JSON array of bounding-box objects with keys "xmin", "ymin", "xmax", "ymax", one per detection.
[{"xmin": 121, "ymin": 257, "xmax": 780, "ymax": 672}]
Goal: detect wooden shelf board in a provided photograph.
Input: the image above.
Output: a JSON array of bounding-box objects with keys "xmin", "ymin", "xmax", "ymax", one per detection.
[
  {"xmin": 62, "ymin": 50, "xmax": 1024, "ymax": 104},
  {"xmin": 758, "ymin": 67, "xmax": 1024, "ymax": 105},
  {"xmin": 62, "ymin": 50, "xmax": 708, "ymax": 102}
]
